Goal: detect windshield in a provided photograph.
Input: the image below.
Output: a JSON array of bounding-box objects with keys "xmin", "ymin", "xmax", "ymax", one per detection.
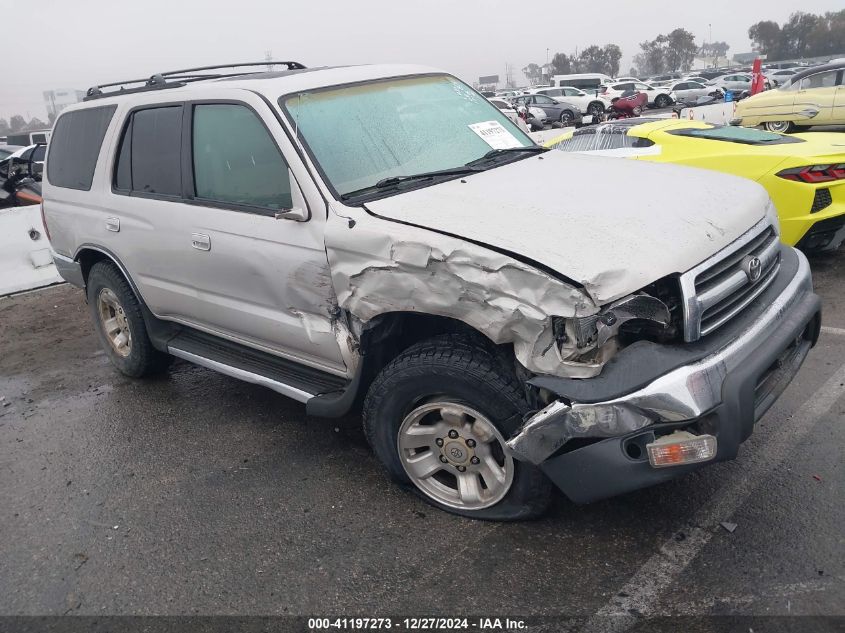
[
  {"xmin": 669, "ymin": 125, "xmax": 803, "ymax": 145},
  {"xmin": 281, "ymin": 74, "xmax": 533, "ymax": 198}
]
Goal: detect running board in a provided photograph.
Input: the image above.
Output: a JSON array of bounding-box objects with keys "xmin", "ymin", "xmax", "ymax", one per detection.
[{"xmin": 166, "ymin": 329, "xmax": 348, "ymax": 404}]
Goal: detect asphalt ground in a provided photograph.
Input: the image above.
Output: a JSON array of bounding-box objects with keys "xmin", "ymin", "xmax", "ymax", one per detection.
[{"xmin": 0, "ymin": 247, "xmax": 843, "ymax": 632}]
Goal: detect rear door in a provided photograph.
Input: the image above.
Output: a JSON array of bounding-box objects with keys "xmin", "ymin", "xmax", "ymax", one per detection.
[
  {"xmin": 795, "ymin": 69, "xmax": 839, "ymax": 124},
  {"xmin": 109, "ymin": 91, "xmax": 346, "ymax": 374}
]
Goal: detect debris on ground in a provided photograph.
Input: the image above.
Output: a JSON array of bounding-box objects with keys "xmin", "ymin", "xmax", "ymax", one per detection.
[
  {"xmin": 720, "ymin": 522, "xmax": 738, "ymax": 533},
  {"xmin": 813, "ymin": 474, "xmax": 823, "ymax": 481}
]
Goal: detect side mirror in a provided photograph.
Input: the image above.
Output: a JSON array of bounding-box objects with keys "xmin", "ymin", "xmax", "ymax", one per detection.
[{"xmin": 274, "ymin": 206, "xmax": 308, "ymax": 222}]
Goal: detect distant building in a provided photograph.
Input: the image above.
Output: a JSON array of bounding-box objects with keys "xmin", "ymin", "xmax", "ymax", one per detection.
[
  {"xmin": 732, "ymin": 52, "xmax": 764, "ymax": 65},
  {"xmin": 43, "ymin": 89, "xmax": 86, "ymax": 119},
  {"xmin": 691, "ymin": 54, "xmax": 731, "ymax": 70}
]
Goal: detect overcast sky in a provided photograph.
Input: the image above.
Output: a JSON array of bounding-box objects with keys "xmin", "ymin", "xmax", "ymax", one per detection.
[{"xmin": 1, "ymin": 0, "xmax": 842, "ymax": 121}]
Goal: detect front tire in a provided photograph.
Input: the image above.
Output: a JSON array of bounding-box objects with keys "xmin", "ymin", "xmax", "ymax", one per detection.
[
  {"xmin": 86, "ymin": 261, "xmax": 171, "ymax": 378},
  {"xmin": 587, "ymin": 102, "xmax": 605, "ymax": 118},
  {"xmin": 560, "ymin": 110, "xmax": 575, "ymax": 126},
  {"xmin": 764, "ymin": 120, "xmax": 796, "ymax": 133},
  {"xmin": 363, "ymin": 334, "xmax": 552, "ymax": 521}
]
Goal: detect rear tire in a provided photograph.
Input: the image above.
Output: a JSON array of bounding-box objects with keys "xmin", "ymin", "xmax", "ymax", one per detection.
[
  {"xmin": 363, "ymin": 334, "xmax": 553, "ymax": 521},
  {"xmin": 764, "ymin": 120, "xmax": 796, "ymax": 133},
  {"xmin": 86, "ymin": 261, "xmax": 171, "ymax": 378},
  {"xmin": 655, "ymin": 95, "xmax": 671, "ymax": 108}
]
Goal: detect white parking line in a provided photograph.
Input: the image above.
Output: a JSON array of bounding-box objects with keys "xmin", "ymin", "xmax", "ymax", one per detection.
[
  {"xmin": 583, "ymin": 360, "xmax": 845, "ymax": 632},
  {"xmin": 821, "ymin": 325, "xmax": 845, "ymax": 337}
]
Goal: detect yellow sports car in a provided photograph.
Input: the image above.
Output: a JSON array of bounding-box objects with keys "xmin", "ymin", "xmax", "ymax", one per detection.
[
  {"xmin": 732, "ymin": 61, "xmax": 845, "ymax": 133},
  {"xmin": 545, "ymin": 118, "xmax": 845, "ymax": 251}
]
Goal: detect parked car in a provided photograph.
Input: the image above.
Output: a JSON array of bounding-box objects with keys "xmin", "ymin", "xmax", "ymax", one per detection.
[
  {"xmin": 548, "ymin": 73, "xmax": 614, "ymax": 92},
  {"xmin": 764, "ymin": 68, "xmax": 798, "ymax": 87},
  {"xmin": 0, "ymin": 144, "xmax": 44, "ymax": 209},
  {"xmin": 5, "ymin": 129, "xmax": 51, "ymax": 146},
  {"xmin": 647, "ymin": 72, "xmax": 684, "ymax": 85},
  {"xmin": 600, "ymin": 81, "xmax": 675, "ymax": 108},
  {"xmin": 612, "ymin": 76, "xmax": 641, "ymax": 83},
  {"xmin": 510, "ymin": 94, "xmax": 583, "ymax": 126},
  {"xmin": 733, "ymin": 62, "xmax": 845, "ymax": 133},
  {"xmin": 545, "ymin": 118, "xmax": 845, "ymax": 251},
  {"xmin": 707, "ymin": 73, "xmax": 771, "ymax": 95},
  {"xmin": 0, "ymin": 144, "xmax": 24, "ymax": 159},
  {"xmin": 667, "ymin": 80, "xmax": 720, "ymax": 103},
  {"xmin": 487, "ymin": 97, "xmax": 519, "ymax": 124},
  {"xmin": 533, "ymin": 86, "xmax": 610, "ymax": 117},
  {"xmin": 43, "ymin": 62, "xmax": 821, "ymax": 520}
]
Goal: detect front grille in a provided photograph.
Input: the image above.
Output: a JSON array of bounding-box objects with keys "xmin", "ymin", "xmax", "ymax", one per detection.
[
  {"xmin": 811, "ymin": 188, "xmax": 832, "ymax": 213},
  {"xmin": 680, "ymin": 220, "xmax": 781, "ymax": 341}
]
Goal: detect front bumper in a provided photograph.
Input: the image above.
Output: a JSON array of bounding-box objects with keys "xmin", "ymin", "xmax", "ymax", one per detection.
[{"xmin": 508, "ymin": 247, "xmax": 821, "ymax": 503}]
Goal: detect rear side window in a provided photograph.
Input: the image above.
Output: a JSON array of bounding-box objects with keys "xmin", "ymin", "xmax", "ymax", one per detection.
[
  {"xmin": 47, "ymin": 105, "xmax": 116, "ymax": 190},
  {"xmin": 191, "ymin": 104, "xmax": 293, "ymax": 211},
  {"xmin": 114, "ymin": 106, "xmax": 182, "ymax": 196}
]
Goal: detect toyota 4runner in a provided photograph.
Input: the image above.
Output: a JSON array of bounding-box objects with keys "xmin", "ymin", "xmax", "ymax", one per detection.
[{"xmin": 42, "ymin": 62, "xmax": 821, "ymax": 520}]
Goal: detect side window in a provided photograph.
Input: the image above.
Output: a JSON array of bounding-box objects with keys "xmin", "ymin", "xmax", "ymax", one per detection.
[
  {"xmin": 674, "ymin": 83, "xmax": 688, "ymax": 90},
  {"xmin": 192, "ymin": 104, "xmax": 293, "ymax": 211},
  {"xmin": 113, "ymin": 106, "xmax": 182, "ymax": 196},
  {"xmin": 47, "ymin": 105, "xmax": 116, "ymax": 191},
  {"xmin": 802, "ymin": 71, "xmax": 837, "ymax": 89},
  {"xmin": 635, "ymin": 83, "xmax": 650, "ymax": 90}
]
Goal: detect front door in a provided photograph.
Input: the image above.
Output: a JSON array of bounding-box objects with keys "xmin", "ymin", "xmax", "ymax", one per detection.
[{"xmin": 110, "ymin": 92, "xmax": 346, "ymax": 374}]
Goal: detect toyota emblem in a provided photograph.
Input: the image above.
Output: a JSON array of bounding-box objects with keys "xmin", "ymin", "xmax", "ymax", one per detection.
[{"xmin": 742, "ymin": 256, "xmax": 763, "ymax": 283}]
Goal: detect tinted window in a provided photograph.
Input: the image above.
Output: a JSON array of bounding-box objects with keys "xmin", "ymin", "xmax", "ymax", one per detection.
[
  {"xmin": 129, "ymin": 107, "xmax": 182, "ymax": 196},
  {"xmin": 669, "ymin": 125, "xmax": 803, "ymax": 145},
  {"xmin": 47, "ymin": 105, "xmax": 116, "ymax": 190},
  {"xmin": 674, "ymin": 83, "xmax": 689, "ymax": 90},
  {"xmin": 192, "ymin": 104, "xmax": 292, "ymax": 211}
]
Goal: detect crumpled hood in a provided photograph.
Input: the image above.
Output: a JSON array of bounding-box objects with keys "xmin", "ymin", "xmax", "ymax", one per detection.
[{"xmin": 365, "ymin": 151, "xmax": 770, "ymax": 304}]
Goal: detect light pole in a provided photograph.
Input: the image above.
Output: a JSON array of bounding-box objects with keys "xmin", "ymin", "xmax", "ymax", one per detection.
[{"xmin": 709, "ymin": 24, "xmax": 713, "ymax": 68}]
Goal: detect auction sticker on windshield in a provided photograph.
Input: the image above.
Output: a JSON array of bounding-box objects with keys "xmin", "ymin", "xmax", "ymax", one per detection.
[{"xmin": 468, "ymin": 121, "xmax": 522, "ymax": 150}]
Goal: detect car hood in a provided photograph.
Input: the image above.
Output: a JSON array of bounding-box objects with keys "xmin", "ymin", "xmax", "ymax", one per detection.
[{"xmin": 364, "ymin": 151, "xmax": 770, "ymax": 304}]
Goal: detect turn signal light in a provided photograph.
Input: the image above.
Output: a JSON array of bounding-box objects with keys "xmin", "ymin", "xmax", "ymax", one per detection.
[
  {"xmin": 646, "ymin": 432, "xmax": 717, "ymax": 468},
  {"xmin": 777, "ymin": 164, "xmax": 845, "ymax": 183}
]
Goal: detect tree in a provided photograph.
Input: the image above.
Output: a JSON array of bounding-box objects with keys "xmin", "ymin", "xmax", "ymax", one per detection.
[
  {"xmin": 749, "ymin": 20, "xmax": 782, "ymax": 57},
  {"xmin": 522, "ymin": 63, "xmax": 542, "ymax": 84},
  {"xmin": 9, "ymin": 115, "xmax": 26, "ymax": 133},
  {"xmin": 635, "ymin": 35, "xmax": 668, "ymax": 76},
  {"xmin": 25, "ymin": 117, "xmax": 47, "ymax": 131},
  {"xmin": 0, "ymin": 118, "xmax": 9, "ymax": 136},
  {"xmin": 699, "ymin": 41, "xmax": 730, "ymax": 62},
  {"xmin": 781, "ymin": 12, "xmax": 821, "ymax": 59},
  {"xmin": 603, "ymin": 44, "xmax": 622, "ymax": 77},
  {"xmin": 550, "ymin": 52, "xmax": 571, "ymax": 75},
  {"xmin": 665, "ymin": 28, "xmax": 698, "ymax": 71},
  {"xmin": 578, "ymin": 45, "xmax": 607, "ymax": 73}
]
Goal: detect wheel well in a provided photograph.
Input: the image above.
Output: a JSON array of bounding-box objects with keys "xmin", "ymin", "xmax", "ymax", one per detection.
[
  {"xmin": 352, "ymin": 312, "xmax": 514, "ymax": 410},
  {"xmin": 76, "ymin": 248, "xmax": 110, "ymax": 286}
]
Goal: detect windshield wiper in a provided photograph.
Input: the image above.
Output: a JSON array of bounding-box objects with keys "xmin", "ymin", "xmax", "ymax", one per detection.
[
  {"xmin": 374, "ymin": 166, "xmax": 482, "ymax": 188},
  {"xmin": 340, "ymin": 166, "xmax": 482, "ymax": 201},
  {"xmin": 465, "ymin": 145, "xmax": 548, "ymax": 167}
]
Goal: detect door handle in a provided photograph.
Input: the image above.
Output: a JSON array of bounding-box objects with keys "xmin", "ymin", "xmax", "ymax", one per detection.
[{"xmin": 191, "ymin": 233, "xmax": 211, "ymax": 251}]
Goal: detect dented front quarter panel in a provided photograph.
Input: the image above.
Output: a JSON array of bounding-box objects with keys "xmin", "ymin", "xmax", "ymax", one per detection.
[{"xmin": 324, "ymin": 205, "xmax": 603, "ymax": 378}]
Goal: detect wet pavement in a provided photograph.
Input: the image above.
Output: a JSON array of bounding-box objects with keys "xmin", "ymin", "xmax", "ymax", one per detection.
[{"xmin": 0, "ymin": 247, "xmax": 843, "ymax": 626}]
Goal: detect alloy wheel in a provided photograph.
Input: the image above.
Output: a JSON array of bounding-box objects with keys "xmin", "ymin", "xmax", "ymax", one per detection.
[
  {"xmin": 97, "ymin": 287, "xmax": 132, "ymax": 357},
  {"xmin": 397, "ymin": 401, "xmax": 515, "ymax": 510}
]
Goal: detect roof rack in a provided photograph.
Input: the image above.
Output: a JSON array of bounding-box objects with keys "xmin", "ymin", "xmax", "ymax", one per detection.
[{"xmin": 84, "ymin": 61, "xmax": 307, "ymax": 100}]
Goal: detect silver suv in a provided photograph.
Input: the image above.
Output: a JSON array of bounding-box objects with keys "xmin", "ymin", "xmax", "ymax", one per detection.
[{"xmin": 43, "ymin": 62, "xmax": 822, "ymax": 520}]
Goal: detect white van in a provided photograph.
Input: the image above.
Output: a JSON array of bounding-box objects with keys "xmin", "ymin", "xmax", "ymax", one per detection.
[{"xmin": 549, "ymin": 73, "xmax": 614, "ymax": 91}]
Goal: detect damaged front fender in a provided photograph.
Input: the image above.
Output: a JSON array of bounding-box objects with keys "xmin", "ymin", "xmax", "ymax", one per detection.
[{"xmin": 326, "ymin": 209, "xmax": 605, "ymax": 378}]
